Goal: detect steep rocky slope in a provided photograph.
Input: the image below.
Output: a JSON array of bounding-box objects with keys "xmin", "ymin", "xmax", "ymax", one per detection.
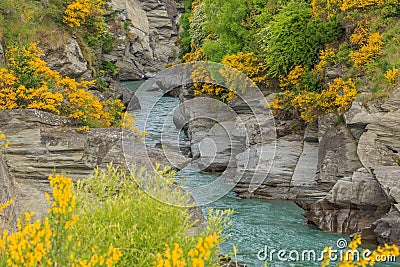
[
  {"xmin": 107, "ymin": 0, "xmax": 180, "ymax": 80},
  {"xmin": 173, "ymin": 83, "xmax": 400, "ymax": 244}
]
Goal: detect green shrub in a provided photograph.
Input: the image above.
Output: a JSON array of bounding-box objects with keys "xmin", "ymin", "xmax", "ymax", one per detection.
[
  {"xmin": 201, "ymin": 0, "xmax": 254, "ymax": 61},
  {"xmin": 177, "ymin": 1, "xmax": 194, "ymax": 57},
  {"xmin": 71, "ymin": 164, "xmax": 227, "ymax": 266},
  {"xmin": 100, "ymin": 60, "xmax": 119, "ymax": 76},
  {"xmin": 259, "ymin": 1, "xmax": 343, "ymax": 77}
]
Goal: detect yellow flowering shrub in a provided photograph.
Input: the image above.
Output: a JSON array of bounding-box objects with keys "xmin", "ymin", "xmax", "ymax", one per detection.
[
  {"xmin": 63, "ymin": 0, "xmax": 106, "ymax": 28},
  {"xmin": 320, "ymin": 234, "xmax": 400, "ymax": 266},
  {"xmin": 384, "ymin": 66, "xmax": 399, "ymax": 85},
  {"xmin": 313, "ymin": 47, "xmax": 337, "ymax": 73},
  {"xmin": 191, "ymin": 52, "xmax": 267, "ymax": 102},
  {"xmin": 279, "ymin": 65, "xmax": 307, "ymax": 89},
  {"xmin": 291, "ymin": 78, "xmax": 357, "ymax": 122},
  {"xmin": 221, "ymin": 52, "xmax": 268, "ymax": 85},
  {"xmin": 0, "ymin": 174, "xmax": 122, "ymax": 267},
  {"xmin": 350, "ymin": 21, "xmax": 370, "ymax": 45},
  {"xmin": 155, "ymin": 233, "xmax": 220, "ymax": 267},
  {"xmin": 0, "ymin": 43, "xmax": 127, "ymax": 128},
  {"xmin": 272, "ymin": 66, "xmax": 357, "ymax": 123},
  {"xmin": 349, "ymin": 26, "xmax": 384, "ymax": 67},
  {"xmin": 183, "ymin": 45, "xmax": 205, "ymax": 63},
  {"xmin": 311, "ymin": 0, "xmax": 399, "ymax": 19}
]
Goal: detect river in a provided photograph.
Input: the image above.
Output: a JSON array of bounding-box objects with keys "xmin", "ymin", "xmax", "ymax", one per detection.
[{"xmin": 124, "ymin": 80, "xmax": 395, "ymax": 267}]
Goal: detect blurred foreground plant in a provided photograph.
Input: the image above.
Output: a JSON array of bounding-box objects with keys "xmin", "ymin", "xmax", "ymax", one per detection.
[{"xmin": 0, "ymin": 173, "xmax": 121, "ymax": 266}]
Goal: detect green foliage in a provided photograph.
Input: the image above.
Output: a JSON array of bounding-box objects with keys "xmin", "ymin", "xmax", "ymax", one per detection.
[
  {"xmin": 201, "ymin": 0, "xmax": 253, "ymax": 62},
  {"xmin": 259, "ymin": 2, "xmax": 342, "ymax": 77},
  {"xmin": 335, "ymin": 42, "xmax": 352, "ymax": 63},
  {"xmin": 100, "ymin": 60, "xmax": 119, "ymax": 76},
  {"xmin": 189, "ymin": 1, "xmax": 207, "ymax": 48},
  {"xmin": 201, "ymin": 40, "xmax": 229, "ymax": 63},
  {"xmin": 0, "ymin": 0, "xmax": 69, "ymax": 48},
  {"xmin": 72, "ymin": 163, "xmax": 227, "ymax": 266},
  {"xmin": 177, "ymin": 0, "xmax": 194, "ymax": 57},
  {"xmin": 179, "ymin": 13, "xmax": 193, "ymax": 56}
]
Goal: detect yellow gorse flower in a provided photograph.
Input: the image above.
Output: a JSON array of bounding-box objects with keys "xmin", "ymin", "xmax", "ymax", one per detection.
[
  {"xmin": 63, "ymin": 0, "xmax": 106, "ymax": 28},
  {"xmin": 272, "ymin": 65, "xmax": 357, "ymax": 123},
  {"xmin": 349, "ymin": 32, "xmax": 384, "ymax": 67},
  {"xmin": 155, "ymin": 233, "xmax": 219, "ymax": 267},
  {"xmin": 0, "ymin": 43, "xmax": 130, "ymax": 129},
  {"xmin": 190, "ymin": 52, "xmax": 267, "ymax": 102},
  {"xmin": 0, "ymin": 199, "xmax": 13, "ymax": 213},
  {"xmin": 311, "ymin": 0, "xmax": 399, "ymax": 19},
  {"xmin": 0, "ymin": 132, "xmax": 10, "ymax": 149},
  {"xmin": 0, "ymin": 174, "xmax": 122, "ymax": 266},
  {"xmin": 47, "ymin": 174, "xmax": 76, "ymax": 215},
  {"xmin": 321, "ymin": 234, "xmax": 400, "ymax": 266},
  {"xmin": 384, "ymin": 67, "xmax": 399, "ymax": 85}
]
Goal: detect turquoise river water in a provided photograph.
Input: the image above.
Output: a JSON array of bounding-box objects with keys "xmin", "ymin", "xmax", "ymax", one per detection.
[{"xmin": 124, "ymin": 80, "xmax": 397, "ymax": 267}]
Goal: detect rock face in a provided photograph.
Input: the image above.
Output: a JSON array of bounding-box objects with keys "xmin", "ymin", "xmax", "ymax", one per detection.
[
  {"xmin": 297, "ymin": 88, "xmax": 400, "ymax": 244},
  {"xmin": 43, "ymin": 1, "xmax": 180, "ymax": 81},
  {"xmin": 0, "ymin": 109, "xmax": 189, "ymax": 224},
  {"xmin": 301, "ymin": 168, "xmax": 391, "ymax": 235},
  {"xmin": 44, "ymin": 37, "xmax": 91, "ymax": 80},
  {"xmin": 108, "ymin": 0, "xmax": 180, "ymax": 80},
  {"xmin": 41, "ymin": 37, "xmax": 142, "ymax": 111},
  {"xmin": 0, "ymin": 43, "xmax": 5, "ymax": 65},
  {"xmin": 175, "ymin": 82, "xmax": 400, "ymax": 244},
  {"xmin": 316, "ymin": 125, "xmax": 362, "ymax": 192},
  {"xmin": 0, "ymin": 153, "xmax": 15, "ymax": 228}
]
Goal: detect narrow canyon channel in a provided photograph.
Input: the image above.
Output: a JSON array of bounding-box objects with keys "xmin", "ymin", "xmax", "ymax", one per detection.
[{"xmin": 124, "ymin": 80, "xmax": 395, "ymax": 267}]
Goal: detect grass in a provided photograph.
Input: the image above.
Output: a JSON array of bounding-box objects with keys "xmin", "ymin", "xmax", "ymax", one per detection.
[{"xmin": 0, "ymin": 0, "xmax": 66, "ymax": 48}]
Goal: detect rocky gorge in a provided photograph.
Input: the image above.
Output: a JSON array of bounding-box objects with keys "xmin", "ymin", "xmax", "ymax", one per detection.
[
  {"xmin": 171, "ymin": 78, "xmax": 400, "ymax": 245},
  {"xmin": 0, "ymin": 0, "xmax": 399, "ymax": 258}
]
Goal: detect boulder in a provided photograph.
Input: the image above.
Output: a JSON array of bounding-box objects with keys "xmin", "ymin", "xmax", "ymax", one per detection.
[
  {"xmin": 235, "ymin": 136, "xmax": 303, "ymax": 199},
  {"xmin": 196, "ymin": 120, "xmax": 246, "ymax": 172},
  {"xmin": 357, "ymin": 131, "xmax": 398, "ymax": 169},
  {"xmin": 366, "ymin": 208, "xmax": 400, "ymax": 245},
  {"xmin": 109, "ymin": 79, "xmax": 141, "ymax": 110},
  {"xmin": 345, "ymin": 98, "xmax": 375, "ymax": 139},
  {"xmin": 373, "ymin": 166, "xmax": 400, "ymax": 211},
  {"xmin": 381, "ymin": 87, "xmax": 400, "ymax": 112},
  {"xmin": 366, "ymin": 111, "xmax": 400, "ymax": 153},
  {"xmin": 44, "ymin": 37, "xmax": 89, "ymax": 79}
]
